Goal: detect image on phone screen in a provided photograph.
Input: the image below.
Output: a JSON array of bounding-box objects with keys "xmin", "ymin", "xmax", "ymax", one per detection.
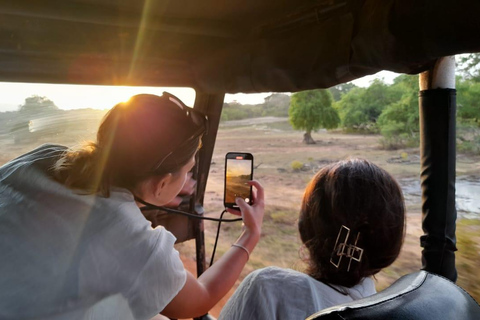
[{"xmin": 224, "ymin": 153, "xmax": 253, "ymax": 207}]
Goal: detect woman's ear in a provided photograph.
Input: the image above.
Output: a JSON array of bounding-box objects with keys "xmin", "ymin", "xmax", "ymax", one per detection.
[{"xmin": 153, "ymin": 173, "xmax": 172, "ymax": 197}]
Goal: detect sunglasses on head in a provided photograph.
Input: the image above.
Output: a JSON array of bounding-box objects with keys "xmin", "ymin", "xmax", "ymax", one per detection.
[{"xmin": 150, "ymin": 92, "xmax": 208, "ymax": 173}]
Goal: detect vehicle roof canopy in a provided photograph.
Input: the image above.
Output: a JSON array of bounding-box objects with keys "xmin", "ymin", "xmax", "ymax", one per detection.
[{"xmin": 2, "ymin": 0, "xmax": 480, "ymax": 93}]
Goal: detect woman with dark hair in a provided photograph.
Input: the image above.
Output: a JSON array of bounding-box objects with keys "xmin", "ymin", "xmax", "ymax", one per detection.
[
  {"xmin": 0, "ymin": 93, "xmax": 265, "ymax": 319},
  {"xmin": 219, "ymin": 158, "xmax": 405, "ymax": 320}
]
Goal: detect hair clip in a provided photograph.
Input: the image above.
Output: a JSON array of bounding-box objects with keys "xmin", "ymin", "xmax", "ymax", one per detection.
[{"xmin": 330, "ymin": 225, "xmax": 364, "ymax": 272}]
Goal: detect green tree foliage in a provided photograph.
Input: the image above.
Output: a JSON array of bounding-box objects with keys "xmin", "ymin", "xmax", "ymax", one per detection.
[
  {"xmin": 457, "ymin": 53, "xmax": 480, "ymax": 82},
  {"xmin": 329, "ymin": 83, "xmax": 357, "ymax": 101},
  {"xmin": 336, "ymin": 79, "xmax": 401, "ymax": 132},
  {"xmin": 377, "ymin": 75, "xmax": 419, "ymax": 149},
  {"xmin": 220, "ymin": 101, "xmax": 262, "ymax": 121},
  {"xmin": 456, "ymin": 77, "xmax": 480, "ymax": 154},
  {"xmin": 261, "ymin": 93, "xmax": 290, "ymax": 116},
  {"xmin": 289, "ymin": 89, "xmax": 339, "ymax": 144},
  {"xmin": 457, "ymin": 79, "xmax": 480, "ymax": 123},
  {"xmin": 220, "ymin": 94, "xmax": 291, "ymax": 121}
]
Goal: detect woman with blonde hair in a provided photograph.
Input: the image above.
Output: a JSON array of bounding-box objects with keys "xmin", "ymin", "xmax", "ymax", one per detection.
[{"xmin": 0, "ymin": 93, "xmax": 264, "ymax": 319}]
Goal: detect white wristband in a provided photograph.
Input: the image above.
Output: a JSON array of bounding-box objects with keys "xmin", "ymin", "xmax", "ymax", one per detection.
[{"xmin": 231, "ymin": 243, "xmax": 250, "ymax": 259}]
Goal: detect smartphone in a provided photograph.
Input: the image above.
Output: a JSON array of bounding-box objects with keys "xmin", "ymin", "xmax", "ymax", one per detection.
[{"xmin": 224, "ymin": 152, "xmax": 254, "ymax": 209}]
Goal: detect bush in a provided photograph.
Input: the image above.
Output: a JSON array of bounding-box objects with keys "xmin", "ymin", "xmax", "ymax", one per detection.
[
  {"xmin": 336, "ymin": 79, "xmax": 403, "ymax": 133},
  {"xmin": 377, "ymin": 88, "xmax": 419, "ymax": 150},
  {"xmin": 457, "ymin": 121, "xmax": 480, "ymax": 155},
  {"xmin": 220, "ymin": 107, "xmax": 250, "ymax": 121},
  {"xmin": 290, "ymin": 160, "xmax": 304, "ymax": 171}
]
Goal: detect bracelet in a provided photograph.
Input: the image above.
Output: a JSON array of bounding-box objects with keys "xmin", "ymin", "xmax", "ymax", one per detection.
[{"xmin": 231, "ymin": 243, "xmax": 250, "ymax": 259}]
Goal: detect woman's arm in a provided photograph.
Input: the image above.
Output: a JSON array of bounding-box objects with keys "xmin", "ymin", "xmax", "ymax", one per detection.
[{"xmin": 161, "ymin": 180, "xmax": 265, "ymax": 319}]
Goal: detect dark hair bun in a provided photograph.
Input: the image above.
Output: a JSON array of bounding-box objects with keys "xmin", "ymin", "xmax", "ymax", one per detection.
[{"xmin": 299, "ymin": 159, "xmax": 405, "ymax": 287}]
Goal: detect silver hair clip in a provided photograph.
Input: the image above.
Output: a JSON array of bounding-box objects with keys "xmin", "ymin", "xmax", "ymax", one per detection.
[{"xmin": 330, "ymin": 225, "xmax": 364, "ymax": 272}]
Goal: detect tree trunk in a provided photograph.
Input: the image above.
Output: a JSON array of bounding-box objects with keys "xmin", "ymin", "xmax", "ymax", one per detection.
[{"xmin": 303, "ymin": 131, "xmax": 316, "ymax": 144}]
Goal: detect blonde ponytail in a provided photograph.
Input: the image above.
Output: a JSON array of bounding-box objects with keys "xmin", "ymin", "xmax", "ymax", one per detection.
[{"xmin": 52, "ymin": 141, "xmax": 110, "ymax": 196}]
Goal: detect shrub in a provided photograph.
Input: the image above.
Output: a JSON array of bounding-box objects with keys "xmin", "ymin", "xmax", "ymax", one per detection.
[{"xmin": 290, "ymin": 160, "xmax": 304, "ymax": 171}]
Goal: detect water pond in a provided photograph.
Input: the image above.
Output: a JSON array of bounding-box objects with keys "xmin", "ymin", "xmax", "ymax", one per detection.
[{"xmin": 401, "ymin": 176, "xmax": 480, "ymax": 219}]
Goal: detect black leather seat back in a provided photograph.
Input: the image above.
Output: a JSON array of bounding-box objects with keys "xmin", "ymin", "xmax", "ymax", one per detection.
[{"xmin": 307, "ymin": 271, "xmax": 480, "ymax": 320}]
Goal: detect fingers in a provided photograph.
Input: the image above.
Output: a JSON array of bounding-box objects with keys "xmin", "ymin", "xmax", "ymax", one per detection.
[
  {"xmin": 235, "ymin": 197, "xmax": 249, "ymax": 211},
  {"xmin": 226, "ymin": 197, "xmax": 250, "ymax": 216},
  {"xmin": 226, "ymin": 207, "xmax": 242, "ymax": 216},
  {"xmin": 248, "ymin": 180, "xmax": 264, "ymax": 206}
]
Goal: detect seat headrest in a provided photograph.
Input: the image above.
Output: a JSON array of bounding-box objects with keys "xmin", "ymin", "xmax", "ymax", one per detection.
[{"xmin": 307, "ymin": 271, "xmax": 480, "ymax": 320}]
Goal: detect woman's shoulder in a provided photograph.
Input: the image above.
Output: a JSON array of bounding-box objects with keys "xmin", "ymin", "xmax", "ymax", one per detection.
[
  {"xmin": 252, "ymin": 267, "xmax": 376, "ymax": 298},
  {"xmin": 1, "ymin": 143, "xmax": 66, "ymax": 172},
  {"xmin": 220, "ymin": 267, "xmax": 339, "ymax": 320},
  {"xmin": 250, "ymin": 266, "xmax": 311, "ymax": 280},
  {"xmin": 9, "ymin": 143, "xmax": 66, "ymax": 163},
  {"xmin": 244, "ymin": 266, "xmax": 315, "ymax": 290}
]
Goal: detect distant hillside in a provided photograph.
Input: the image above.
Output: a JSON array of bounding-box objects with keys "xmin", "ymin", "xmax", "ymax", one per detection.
[{"xmin": 221, "ymin": 93, "xmax": 290, "ymax": 121}]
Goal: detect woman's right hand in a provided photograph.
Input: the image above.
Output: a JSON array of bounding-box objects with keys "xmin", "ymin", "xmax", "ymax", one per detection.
[
  {"xmin": 162, "ymin": 180, "xmax": 265, "ymax": 319},
  {"xmin": 227, "ymin": 180, "xmax": 265, "ymax": 239}
]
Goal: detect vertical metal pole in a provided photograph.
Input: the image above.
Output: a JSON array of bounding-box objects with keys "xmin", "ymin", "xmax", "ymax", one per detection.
[
  {"xmin": 419, "ymin": 56, "xmax": 457, "ymax": 281},
  {"xmin": 191, "ymin": 92, "xmax": 224, "ymax": 277},
  {"xmin": 191, "ymin": 93, "xmax": 224, "ymax": 320}
]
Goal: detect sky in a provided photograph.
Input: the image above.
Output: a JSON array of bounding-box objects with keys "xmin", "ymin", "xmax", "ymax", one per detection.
[{"xmin": 0, "ymin": 70, "xmax": 399, "ymax": 112}]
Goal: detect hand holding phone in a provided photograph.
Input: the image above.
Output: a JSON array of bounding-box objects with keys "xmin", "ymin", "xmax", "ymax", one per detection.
[
  {"xmin": 227, "ymin": 180, "xmax": 265, "ymax": 239},
  {"xmin": 224, "ymin": 152, "xmax": 254, "ymax": 209}
]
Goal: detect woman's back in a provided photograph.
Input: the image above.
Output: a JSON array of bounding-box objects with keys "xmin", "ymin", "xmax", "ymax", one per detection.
[
  {"xmin": 219, "ymin": 266, "xmax": 376, "ymax": 320},
  {"xmin": 0, "ymin": 144, "xmax": 186, "ymax": 319}
]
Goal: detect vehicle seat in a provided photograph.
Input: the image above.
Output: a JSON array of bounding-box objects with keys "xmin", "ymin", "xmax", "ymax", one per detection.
[{"xmin": 307, "ymin": 271, "xmax": 480, "ymax": 320}]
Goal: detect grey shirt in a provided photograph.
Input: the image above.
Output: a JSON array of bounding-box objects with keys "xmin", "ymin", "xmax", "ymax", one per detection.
[
  {"xmin": 0, "ymin": 145, "xmax": 186, "ymax": 320},
  {"xmin": 219, "ymin": 267, "xmax": 376, "ymax": 320}
]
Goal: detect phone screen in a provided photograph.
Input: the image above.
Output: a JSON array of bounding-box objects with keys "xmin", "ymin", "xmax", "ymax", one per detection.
[{"xmin": 224, "ymin": 153, "xmax": 253, "ymax": 208}]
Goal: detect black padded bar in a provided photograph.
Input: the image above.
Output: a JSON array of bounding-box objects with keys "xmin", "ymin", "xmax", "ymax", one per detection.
[
  {"xmin": 308, "ymin": 271, "xmax": 480, "ymax": 319},
  {"xmin": 419, "ymin": 88, "xmax": 457, "ymax": 282}
]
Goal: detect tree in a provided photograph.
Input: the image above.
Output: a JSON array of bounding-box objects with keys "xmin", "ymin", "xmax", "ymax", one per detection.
[
  {"xmin": 262, "ymin": 93, "xmax": 290, "ymax": 117},
  {"xmin": 336, "ymin": 79, "xmax": 401, "ymax": 132},
  {"xmin": 220, "ymin": 101, "xmax": 263, "ymax": 121},
  {"xmin": 18, "ymin": 95, "xmax": 58, "ymax": 115},
  {"xmin": 457, "ymin": 79, "xmax": 480, "ymax": 123},
  {"xmin": 329, "ymin": 83, "xmax": 357, "ymax": 101},
  {"xmin": 457, "ymin": 53, "xmax": 480, "ymax": 82},
  {"xmin": 289, "ymin": 89, "xmax": 339, "ymax": 144},
  {"xmin": 12, "ymin": 95, "xmax": 60, "ymax": 143},
  {"xmin": 377, "ymin": 75, "xmax": 419, "ymax": 149}
]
